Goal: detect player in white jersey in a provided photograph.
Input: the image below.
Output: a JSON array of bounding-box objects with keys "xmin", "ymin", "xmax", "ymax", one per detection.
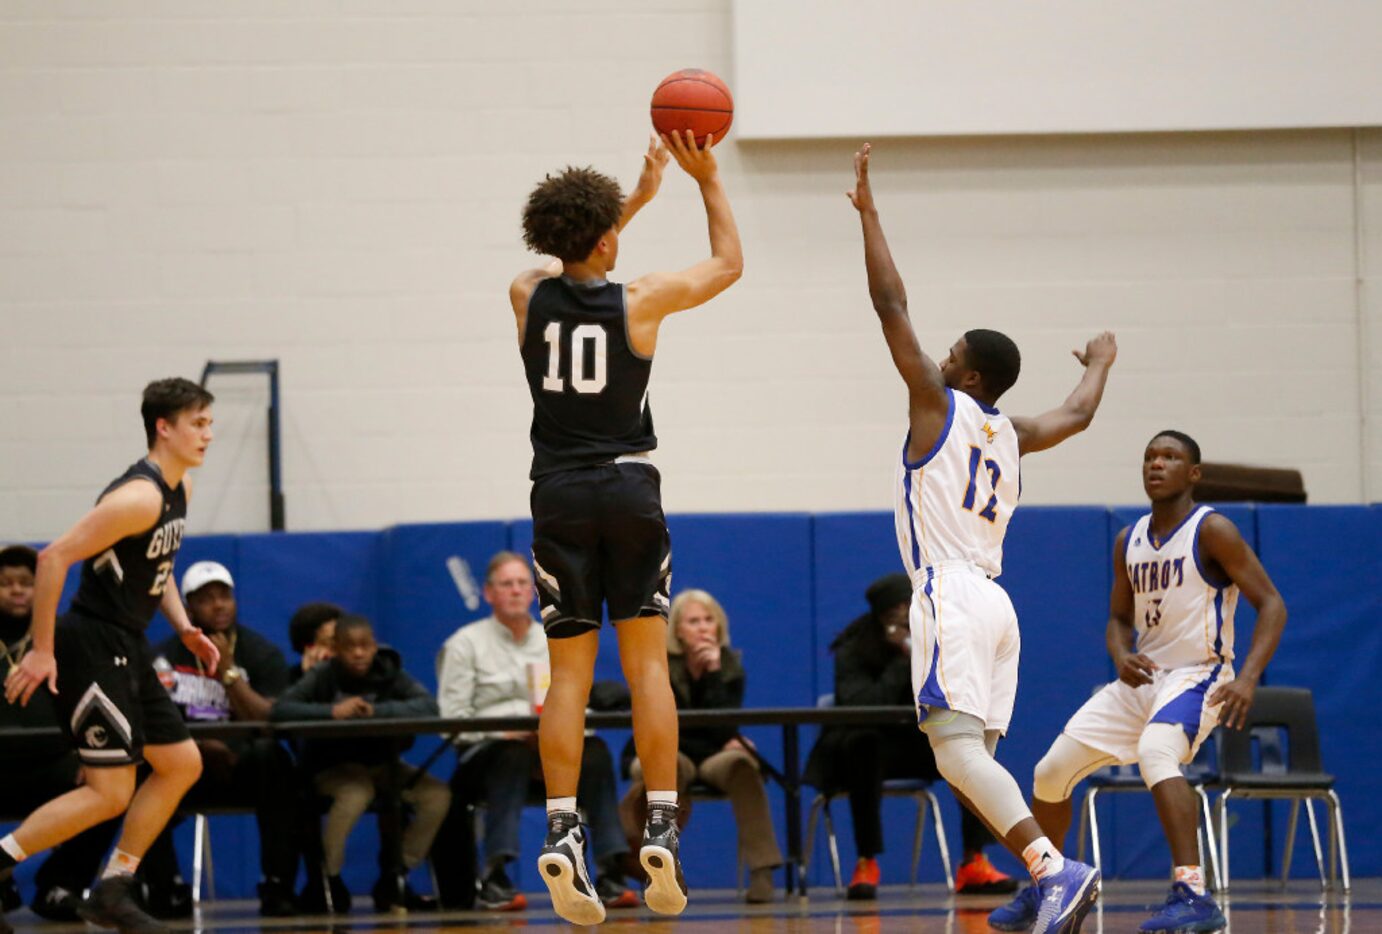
[
  {"xmin": 849, "ymin": 143, "xmax": 1116, "ymax": 934},
  {"xmin": 991, "ymin": 431, "xmax": 1287, "ymax": 934}
]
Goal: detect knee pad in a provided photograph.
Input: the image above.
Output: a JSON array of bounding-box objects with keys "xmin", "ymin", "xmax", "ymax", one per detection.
[
  {"xmin": 1033, "ymin": 733, "xmax": 1113, "ymax": 804},
  {"xmin": 1138, "ymin": 723, "xmax": 1191, "ymax": 789},
  {"xmin": 924, "ymin": 712, "xmax": 1030, "ymax": 836}
]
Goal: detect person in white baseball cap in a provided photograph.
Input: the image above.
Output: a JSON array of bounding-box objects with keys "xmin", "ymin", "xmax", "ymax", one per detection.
[{"xmin": 144, "ymin": 561, "xmax": 299, "ymax": 918}]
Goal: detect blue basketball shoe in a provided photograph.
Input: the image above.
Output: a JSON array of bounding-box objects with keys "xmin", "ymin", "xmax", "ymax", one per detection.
[
  {"xmin": 988, "ymin": 884, "xmax": 1041, "ymax": 931},
  {"xmin": 1138, "ymin": 882, "xmax": 1226, "ymax": 933},
  {"xmin": 1032, "ymin": 859, "xmax": 1100, "ymax": 934}
]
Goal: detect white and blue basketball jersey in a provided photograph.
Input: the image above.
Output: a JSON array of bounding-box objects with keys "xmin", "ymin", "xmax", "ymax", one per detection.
[
  {"xmin": 894, "ymin": 388, "xmax": 1020, "ymax": 582},
  {"xmin": 1123, "ymin": 505, "xmax": 1238, "ymax": 669}
]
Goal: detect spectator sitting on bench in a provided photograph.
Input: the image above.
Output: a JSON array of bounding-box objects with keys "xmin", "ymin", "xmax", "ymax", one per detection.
[
  {"xmin": 0, "ymin": 544, "xmax": 119, "ymax": 922},
  {"xmin": 436, "ymin": 552, "xmax": 635, "ymax": 912},
  {"xmin": 144, "ymin": 560, "xmax": 298, "ymax": 918},
  {"xmin": 272, "ymin": 613, "xmax": 449, "ymax": 913},
  {"xmin": 619, "ymin": 588, "xmax": 783, "ymax": 903}
]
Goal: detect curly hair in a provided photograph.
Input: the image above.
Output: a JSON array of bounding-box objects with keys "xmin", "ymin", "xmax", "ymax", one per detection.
[{"xmin": 521, "ymin": 166, "xmax": 624, "ymax": 262}]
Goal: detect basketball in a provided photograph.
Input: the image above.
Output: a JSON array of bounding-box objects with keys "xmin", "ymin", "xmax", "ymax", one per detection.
[{"xmin": 650, "ymin": 68, "xmax": 733, "ymax": 148}]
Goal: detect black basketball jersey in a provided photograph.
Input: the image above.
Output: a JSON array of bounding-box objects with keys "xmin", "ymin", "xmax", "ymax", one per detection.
[
  {"xmin": 521, "ymin": 275, "xmax": 657, "ymax": 479},
  {"xmin": 70, "ymin": 459, "xmax": 187, "ymax": 633}
]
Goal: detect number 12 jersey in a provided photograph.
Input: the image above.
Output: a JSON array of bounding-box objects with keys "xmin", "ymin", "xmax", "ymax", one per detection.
[{"xmin": 895, "ymin": 388, "xmax": 1020, "ymax": 582}]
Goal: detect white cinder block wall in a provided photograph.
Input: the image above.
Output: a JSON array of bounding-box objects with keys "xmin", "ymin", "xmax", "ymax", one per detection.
[{"xmin": 1, "ymin": 0, "xmax": 1378, "ymax": 539}]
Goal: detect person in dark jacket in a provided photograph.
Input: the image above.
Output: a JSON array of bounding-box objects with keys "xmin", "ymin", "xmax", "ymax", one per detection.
[
  {"xmin": 143, "ymin": 560, "xmax": 297, "ymax": 918},
  {"xmin": 619, "ymin": 589, "xmax": 782, "ymax": 903},
  {"xmin": 0, "ymin": 544, "xmax": 118, "ymax": 922},
  {"xmin": 272, "ymin": 614, "xmax": 449, "ymax": 913},
  {"xmin": 804, "ymin": 573, "xmax": 1017, "ymax": 898}
]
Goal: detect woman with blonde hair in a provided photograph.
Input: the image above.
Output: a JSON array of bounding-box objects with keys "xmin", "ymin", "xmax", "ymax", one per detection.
[{"xmin": 619, "ymin": 589, "xmax": 782, "ymax": 902}]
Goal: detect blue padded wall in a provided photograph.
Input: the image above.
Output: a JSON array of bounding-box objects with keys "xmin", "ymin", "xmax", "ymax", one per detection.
[{"xmin": 7, "ymin": 504, "xmax": 1378, "ymax": 899}]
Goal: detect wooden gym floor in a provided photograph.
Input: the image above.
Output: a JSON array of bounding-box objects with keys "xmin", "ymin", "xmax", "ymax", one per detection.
[{"xmin": 4, "ymin": 879, "xmax": 1373, "ymax": 933}]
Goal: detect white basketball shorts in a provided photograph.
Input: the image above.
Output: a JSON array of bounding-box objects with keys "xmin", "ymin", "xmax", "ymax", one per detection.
[
  {"xmin": 909, "ymin": 561, "xmax": 1020, "ymax": 735},
  {"xmin": 1062, "ymin": 661, "xmax": 1233, "ymax": 763}
]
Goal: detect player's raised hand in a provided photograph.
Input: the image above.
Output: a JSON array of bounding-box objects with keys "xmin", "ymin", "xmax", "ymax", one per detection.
[
  {"xmin": 1209, "ymin": 677, "xmax": 1257, "ymax": 730},
  {"xmin": 180, "ymin": 626, "xmax": 220, "ymax": 677},
  {"xmin": 846, "ymin": 143, "xmax": 876, "ymax": 214},
  {"xmin": 1074, "ymin": 331, "xmax": 1118, "ymax": 368},
  {"xmin": 1114, "ymin": 650, "xmax": 1157, "ymax": 688},
  {"xmin": 4, "ymin": 647, "xmax": 57, "ymax": 706},
  {"xmin": 663, "ymin": 129, "xmax": 718, "ymax": 183},
  {"xmin": 631, "ymin": 133, "xmax": 671, "ymax": 204}
]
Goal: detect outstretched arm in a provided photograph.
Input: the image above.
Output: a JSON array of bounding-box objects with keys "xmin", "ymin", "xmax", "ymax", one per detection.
[
  {"xmin": 846, "ymin": 143, "xmax": 948, "ymax": 456},
  {"xmin": 616, "ymin": 134, "xmax": 670, "ymax": 233},
  {"xmin": 624, "ymin": 130, "xmax": 743, "ymax": 352},
  {"xmin": 1011, "ymin": 331, "xmax": 1117, "ymax": 456},
  {"xmin": 1200, "ymin": 514, "xmax": 1287, "ymax": 729}
]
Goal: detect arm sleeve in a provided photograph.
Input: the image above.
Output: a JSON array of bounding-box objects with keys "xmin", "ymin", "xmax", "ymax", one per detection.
[
  {"xmin": 269, "ymin": 668, "xmax": 335, "ymax": 721},
  {"xmin": 435, "ymin": 637, "xmax": 477, "ymax": 720},
  {"xmin": 246, "ymin": 638, "xmax": 291, "ymax": 700},
  {"xmin": 835, "ymin": 644, "xmax": 911, "ymax": 706},
  {"xmin": 373, "ymin": 671, "xmax": 441, "ymax": 719}
]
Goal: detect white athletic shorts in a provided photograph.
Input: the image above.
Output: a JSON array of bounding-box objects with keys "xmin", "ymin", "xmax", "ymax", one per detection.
[
  {"xmin": 909, "ymin": 560, "xmax": 1020, "ymax": 735},
  {"xmin": 1062, "ymin": 661, "xmax": 1233, "ymax": 763}
]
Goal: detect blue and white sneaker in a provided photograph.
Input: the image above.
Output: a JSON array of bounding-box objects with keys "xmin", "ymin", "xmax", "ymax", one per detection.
[
  {"xmin": 1032, "ymin": 860, "xmax": 1100, "ymax": 934},
  {"xmin": 988, "ymin": 884, "xmax": 1041, "ymax": 931},
  {"xmin": 537, "ymin": 810, "xmax": 605, "ymax": 926},
  {"xmin": 1138, "ymin": 882, "xmax": 1226, "ymax": 933}
]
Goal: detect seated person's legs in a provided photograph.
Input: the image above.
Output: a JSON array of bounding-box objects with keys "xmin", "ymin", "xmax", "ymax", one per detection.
[
  {"xmin": 697, "ymin": 746, "xmax": 782, "ymax": 903},
  {"xmin": 455, "ymin": 739, "xmax": 537, "ymax": 911},
  {"xmin": 314, "ymin": 763, "xmax": 376, "ymax": 887}
]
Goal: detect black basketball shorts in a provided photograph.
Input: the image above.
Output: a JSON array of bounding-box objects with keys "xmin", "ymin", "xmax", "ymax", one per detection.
[
  {"xmin": 530, "ymin": 460, "xmax": 672, "ymax": 638},
  {"xmin": 51, "ymin": 612, "xmax": 191, "ymax": 767}
]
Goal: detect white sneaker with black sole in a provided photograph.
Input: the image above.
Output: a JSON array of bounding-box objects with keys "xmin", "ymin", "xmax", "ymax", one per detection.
[
  {"xmin": 537, "ymin": 810, "xmax": 605, "ymax": 926},
  {"xmin": 639, "ymin": 803, "xmax": 688, "ymax": 915}
]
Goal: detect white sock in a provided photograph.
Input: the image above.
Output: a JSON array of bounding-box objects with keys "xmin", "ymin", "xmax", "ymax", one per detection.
[
  {"xmin": 0, "ymin": 834, "xmax": 28, "ymax": 863},
  {"xmin": 1175, "ymin": 865, "xmax": 1206, "ymax": 896},
  {"xmin": 647, "ymin": 791, "xmax": 678, "ymax": 808},
  {"xmin": 546, "ymin": 796, "xmax": 577, "ymax": 816},
  {"xmin": 1022, "ymin": 837, "xmax": 1065, "ymax": 882},
  {"xmin": 102, "ymin": 848, "xmax": 141, "ymax": 879}
]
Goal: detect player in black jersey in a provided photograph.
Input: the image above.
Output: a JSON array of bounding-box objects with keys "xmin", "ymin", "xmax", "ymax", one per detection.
[
  {"xmin": 2, "ymin": 378, "xmax": 218, "ymax": 934},
  {"xmin": 511, "ymin": 130, "xmax": 742, "ymax": 925}
]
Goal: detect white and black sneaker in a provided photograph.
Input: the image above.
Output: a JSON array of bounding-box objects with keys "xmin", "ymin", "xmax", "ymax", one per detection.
[
  {"xmin": 537, "ymin": 810, "xmax": 605, "ymax": 926},
  {"xmin": 639, "ymin": 802, "xmax": 687, "ymax": 915}
]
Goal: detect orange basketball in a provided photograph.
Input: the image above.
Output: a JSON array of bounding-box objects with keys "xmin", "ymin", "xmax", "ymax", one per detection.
[{"xmin": 650, "ymin": 68, "xmax": 733, "ymax": 148}]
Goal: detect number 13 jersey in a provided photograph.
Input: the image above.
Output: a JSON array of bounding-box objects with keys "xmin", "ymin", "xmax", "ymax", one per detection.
[
  {"xmin": 895, "ymin": 389, "xmax": 1019, "ymax": 582},
  {"xmin": 521, "ymin": 276, "xmax": 657, "ymax": 480}
]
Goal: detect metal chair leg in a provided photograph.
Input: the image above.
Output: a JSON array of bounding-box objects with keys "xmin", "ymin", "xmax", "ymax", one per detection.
[
  {"xmin": 1087, "ymin": 787, "xmax": 1103, "ymax": 877},
  {"xmin": 802, "ymin": 796, "xmax": 823, "ymax": 890},
  {"xmin": 1075, "ymin": 789, "xmax": 1091, "ymax": 863},
  {"xmin": 1195, "ymin": 786, "xmax": 1221, "ymax": 892},
  {"xmin": 927, "ymin": 790, "xmax": 953, "ymax": 893},
  {"xmin": 1218, "ymin": 790, "xmax": 1232, "ymax": 892},
  {"xmin": 1305, "ymin": 799, "xmax": 1327, "ymax": 890},
  {"xmin": 910, "ymin": 794, "xmax": 927, "ymax": 888},
  {"xmin": 822, "ymin": 804, "xmax": 844, "ymax": 895},
  {"xmin": 191, "ymin": 813, "xmax": 208, "ymax": 904},
  {"xmin": 1282, "ymin": 799, "xmax": 1301, "ymax": 885},
  {"xmin": 1327, "ymin": 790, "xmax": 1351, "ymax": 893}
]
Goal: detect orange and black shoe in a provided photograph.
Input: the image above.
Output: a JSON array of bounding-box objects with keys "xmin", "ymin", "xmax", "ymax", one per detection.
[
  {"xmin": 846, "ymin": 857, "xmax": 880, "ymax": 900},
  {"xmin": 954, "ymin": 852, "xmax": 1019, "ymax": 895}
]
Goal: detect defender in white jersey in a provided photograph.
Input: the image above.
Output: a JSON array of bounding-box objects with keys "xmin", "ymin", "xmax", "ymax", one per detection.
[
  {"xmin": 991, "ymin": 431, "xmax": 1287, "ymax": 934},
  {"xmin": 850, "ymin": 143, "xmax": 1115, "ymax": 934}
]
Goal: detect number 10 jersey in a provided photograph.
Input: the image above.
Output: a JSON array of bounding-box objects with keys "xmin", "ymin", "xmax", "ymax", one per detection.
[
  {"xmin": 521, "ymin": 275, "xmax": 657, "ymax": 480},
  {"xmin": 895, "ymin": 388, "xmax": 1019, "ymax": 582}
]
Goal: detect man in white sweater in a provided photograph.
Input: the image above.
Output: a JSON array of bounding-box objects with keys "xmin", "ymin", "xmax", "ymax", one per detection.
[{"xmin": 436, "ymin": 552, "xmax": 633, "ymax": 912}]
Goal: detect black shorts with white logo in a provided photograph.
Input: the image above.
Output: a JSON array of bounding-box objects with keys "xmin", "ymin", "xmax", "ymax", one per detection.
[
  {"xmin": 52, "ymin": 612, "xmax": 191, "ymax": 767},
  {"xmin": 530, "ymin": 460, "xmax": 672, "ymax": 638}
]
